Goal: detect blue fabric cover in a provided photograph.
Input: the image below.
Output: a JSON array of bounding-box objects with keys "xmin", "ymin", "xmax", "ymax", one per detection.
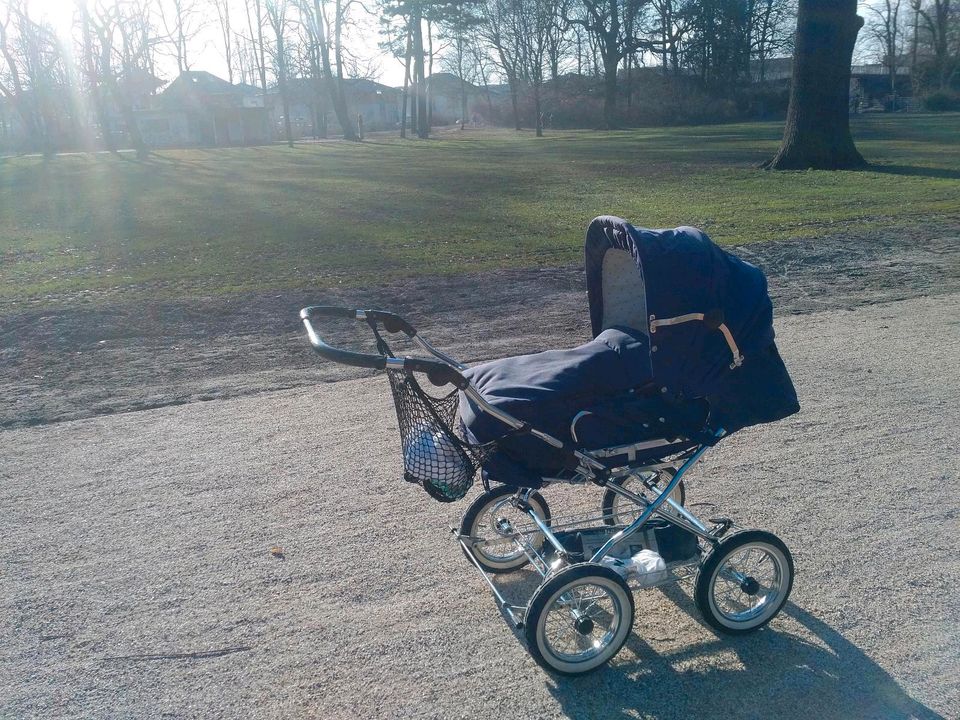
[
  {"xmin": 460, "ymin": 326, "xmax": 650, "ymax": 435},
  {"xmin": 458, "ymin": 329, "xmax": 709, "ymax": 483},
  {"xmin": 585, "ymin": 216, "xmax": 799, "ymax": 433}
]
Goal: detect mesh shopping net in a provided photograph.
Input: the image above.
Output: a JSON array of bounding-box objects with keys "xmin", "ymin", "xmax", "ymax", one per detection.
[{"xmin": 387, "ymin": 371, "xmax": 495, "ymax": 503}]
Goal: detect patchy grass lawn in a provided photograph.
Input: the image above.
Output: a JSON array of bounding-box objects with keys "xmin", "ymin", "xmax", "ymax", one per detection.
[{"xmin": 1, "ymin": 113, "xmax": 958, "ymax": 309}]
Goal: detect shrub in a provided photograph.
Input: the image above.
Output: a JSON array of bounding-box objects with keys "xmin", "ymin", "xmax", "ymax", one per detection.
[{"xmin": 924, "ymin": 91, "xmax": 960, "ymax": 112}]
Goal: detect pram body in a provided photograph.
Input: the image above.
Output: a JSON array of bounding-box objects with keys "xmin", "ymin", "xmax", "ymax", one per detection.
[{"xmin": 301, "ymin": 216, "xmax": 799, "ymax": 675}]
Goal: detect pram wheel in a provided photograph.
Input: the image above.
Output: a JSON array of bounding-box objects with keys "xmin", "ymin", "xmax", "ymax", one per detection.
[
  {"xmin": 601, "ymin": 469, "xmax": 685, "ymax": 526},
  {"xmin": 459, "ymin": 485, "xmax": 551, "ymax": 573},
  {"xmin": 525, "ymin": 563, "xmax": 634, "ymax": 675},
  {"xmin": 694, "ymin": 530, "xmax": 794, "ymax": 635}
]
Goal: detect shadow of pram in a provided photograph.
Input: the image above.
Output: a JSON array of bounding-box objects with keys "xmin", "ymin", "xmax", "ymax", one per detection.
[{"xmin": 492, "ymin": 572, "xmax": 943, "ymax": 720}]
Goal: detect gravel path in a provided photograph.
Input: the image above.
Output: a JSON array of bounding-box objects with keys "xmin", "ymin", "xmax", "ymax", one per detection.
[{"xmin": 2, "ymin": 293, "xmax": 958, "ymax": 719}]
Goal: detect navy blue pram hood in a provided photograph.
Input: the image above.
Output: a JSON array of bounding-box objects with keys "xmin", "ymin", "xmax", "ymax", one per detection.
[
  {"xmin": 457, "ymin": 217, "xmax": 799, "ymax": 488},
  {"xmin": 585, "ymin": 216, "xmax": 798, "ymax": 432}
]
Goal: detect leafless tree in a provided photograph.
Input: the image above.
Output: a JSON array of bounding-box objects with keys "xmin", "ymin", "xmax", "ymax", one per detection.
[
  {"xmin": 0, "ymin": 1, "xmax": 39, "ymax": 150},
  {"xmin": 480, "ymin": 0, "xmax": 524, "ymax": 129},
  {"xmin": 468, "ymin": 39, "xmax": 497, "ymax": 120},
  {"xmin": 516, "ymin": 0, "xmax": 553, "ymax": 135},
  {"xmin": 439, "ymin": 1, "xmax": 482, "ymax": 129},
  {"xmin": 748, "ymin": 0, "xmax": 796, "ymax": 82},
  {"xmin": 242, "ymin": 0, "xmax": 269, "ymax": 91},
  {"xmin": 211, "ymin": 0, "xmax": 235, "ymax": 83},
  {"xmin": 866, "ymin": 0, "xmax": 904, "ymax": 98},
  {"xmin": 0, "ymin": 0, "xmax": 75, "ymax": 153},
  {"xmin": 300, "ymin": 0, "xmax": 357, "ymax": 139},
  {"xmin": 266, "ymin": 0, "xmax": 293, "ymax": 145},
  {"xmin": 87, "ymin": 0, "xmax": 154, "ymax": 157},
  {"xmin": 158, "ymin": 0, "xmax": 207, "ymax": 74},
  {"xmin": 913, "ymin": 0, "xmax": 957, "ymax": 88},
  {"xmin": 564, "ymin": 0, "xmax": 656, "ymax": 128}
]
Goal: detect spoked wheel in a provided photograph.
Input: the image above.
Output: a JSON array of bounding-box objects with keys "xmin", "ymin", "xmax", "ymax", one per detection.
[
  {"xmin": 694, "ymin": 530, "xmax": 794, "ymax": 635},
  {"xmin": 459, "ymin": 485, "xmax": 551, "ymax": 574},
  {"xmin": 524, "ymin": 563, "xmax": 635, "ymax": 675},
  {"xmin": 602, "ymin": 468, "xmax": 685, "ymax": 526}
]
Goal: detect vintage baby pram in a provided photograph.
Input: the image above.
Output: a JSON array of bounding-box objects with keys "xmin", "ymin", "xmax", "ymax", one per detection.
[{"xmin": 300, "ymin": 216, "xmax": 800, "ymax": 675}]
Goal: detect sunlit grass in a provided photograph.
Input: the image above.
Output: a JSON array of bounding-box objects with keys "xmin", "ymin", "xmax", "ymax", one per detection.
[{"xmin": 1, "ymin": 113, "xmax": 958, "ymax": 308}]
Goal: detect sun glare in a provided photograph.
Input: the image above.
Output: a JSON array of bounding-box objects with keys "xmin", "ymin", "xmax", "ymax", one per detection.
[{"xmin": 23, "ymin": 0, "xmax": 77, "ymax": 39}]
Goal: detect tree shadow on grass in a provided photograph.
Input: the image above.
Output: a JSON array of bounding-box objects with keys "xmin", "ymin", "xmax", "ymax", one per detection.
[
  {"xmin": 866, "ymin": 164, "xmax": 960, "ymax": 180},
  {"xmin": 539, "ymin": 587, "xmax": 944, "ymax": 720}
]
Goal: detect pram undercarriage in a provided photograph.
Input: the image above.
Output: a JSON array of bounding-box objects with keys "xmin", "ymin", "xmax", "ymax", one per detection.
[
  {"xmin": 300, "ymin": 302, "xmax": 795, "ymax": 675},
  {"xmin": 456, "ymin": 456, "xmax": 794, "ymax": 675}
]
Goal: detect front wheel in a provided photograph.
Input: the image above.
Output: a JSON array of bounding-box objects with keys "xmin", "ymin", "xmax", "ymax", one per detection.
[
  {"xmin": 694, "ymin": 530, "xmax": 794, "ymax": 635},
  {"xmin": 459, "ymin": 485, "xmax": 551, "ymax": 573},
  {"xmin": 524, "ymin": 563, "xmax": 635, "ymax": 675}
]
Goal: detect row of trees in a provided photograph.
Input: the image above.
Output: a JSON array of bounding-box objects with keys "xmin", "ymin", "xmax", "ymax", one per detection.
[
  {"xmin": 0, "ymin": 0, "xmax": 373, "ymax": 152},
  {"xmin": 1, "ymin": 0, "xmax": 958, "ymax": 153},
  {"xmin": 385, "ymin": 0, "xmax": 802, "ymax": 135},
  {"xmin": 0, "ymin": 0, "xmax": 801, "ymax": 150},
  {"xmin": 861, "ymin": 0, "xmax": 960, "ymax": 99}
]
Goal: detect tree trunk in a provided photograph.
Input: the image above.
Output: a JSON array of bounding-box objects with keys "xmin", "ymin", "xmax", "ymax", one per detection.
[
  {"xmin": 276, "ymin": 41, "xmax": 293, "ymax": 147},
  {"xmin": 910, "ymin": 3, "xmax": 920, "ymax": 95},
  {"xmin": 255, "ymin": 2, "xmax": 267, "ymax": 94},
  {"xmin": 765, "ymin": 0, "xmax": 866, "ymax": 170},
  {"xmin": 78, "ymin": 9, "xmax": 113, "ymax": 152},
  {"xmin": 426, "ymin": 20, "xmax": 433, "ymax": 130},
  {"xmin": 508, "ymin": 75, "xmax": 521, "ymax": 130},
  {"xmin": 412, "ymin": 12, "xmax": 428, "ymax": 139},
  {"xmin": 534, "ymin": 83, "xmax": 543, "ymax": 137},
  {"xmin": 120, "ymin": 100, "xmax": 148, "ymax": 158},
  {"xmin": 281, "ymin": 84, "xmax": 293, "ymax": 147},
  {"xmin": 602, "ymin": 54, "xmax": 618, "ymax": 129},
  {"xmin": 312, "ymin": 0, "xmax": 356, "ymax": 140},
  {"xmin": 401, "ymin": 27, "xmax": 412, "ymax": 138}
]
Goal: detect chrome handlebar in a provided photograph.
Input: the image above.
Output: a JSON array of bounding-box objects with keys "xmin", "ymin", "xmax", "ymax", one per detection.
[{"xmin": 299, "ymin": 306, "xmax": 466, "ymax": 387}]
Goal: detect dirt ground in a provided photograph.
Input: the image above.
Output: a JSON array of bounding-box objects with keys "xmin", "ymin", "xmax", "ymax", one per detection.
[{"xmin": 2, "ymin": 223, "xmax": 959, "ymax": 430}]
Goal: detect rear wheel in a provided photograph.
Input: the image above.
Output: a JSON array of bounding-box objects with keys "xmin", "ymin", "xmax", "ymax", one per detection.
[
  {"xmin": 459, "ymin": 485, "xmax": 551, "ymax": 573},
  {"xmin": 524, "ymin": 563, "xmax": 635, "ymax": 675},
  {"xmin": 602, "ymin": 468, "xmax": 685, "ymax": 526},
  {"xmin": 694, "ymin": 530, "xmax": 794, "ymax": 634}
]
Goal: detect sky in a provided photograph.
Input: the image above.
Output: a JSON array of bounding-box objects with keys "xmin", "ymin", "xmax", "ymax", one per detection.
[
  {"xmin": 22, "ymin": 0, "xmax": 883, "ymax": 90},
  {"xmin": 22, "ymin": 0, "xmax": 407, "ymax": 87}
]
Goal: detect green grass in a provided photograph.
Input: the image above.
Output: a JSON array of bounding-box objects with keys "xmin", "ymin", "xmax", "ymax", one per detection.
[{"xmin": 1, "ymin": 113, "xmax": 958, "ymax": 307}]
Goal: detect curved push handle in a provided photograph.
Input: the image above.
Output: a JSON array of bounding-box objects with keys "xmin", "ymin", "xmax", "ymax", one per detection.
[
  {"xmin": 299, "ymin": 306, "xmax": 466, "ymax": 387},
  {"xmin": 300, "ymin": 306, "xmax": 386, "ymax": 369}
]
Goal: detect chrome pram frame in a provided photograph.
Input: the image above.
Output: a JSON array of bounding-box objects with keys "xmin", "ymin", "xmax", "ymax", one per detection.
[{"xmin": 301, "ymin": 305, "xmax": 795, "ymax": 676}]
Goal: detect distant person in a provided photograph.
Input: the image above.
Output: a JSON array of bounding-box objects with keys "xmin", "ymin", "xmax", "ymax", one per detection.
[{"xmin": 357, "ymin": 112, "xmax": 364, "ymax": 140}]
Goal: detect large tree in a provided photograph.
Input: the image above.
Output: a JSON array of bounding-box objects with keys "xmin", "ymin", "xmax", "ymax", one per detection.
[
  {"xmin": 481, "ymin": 0, "xmax": 524, "ymax": 130},
  {"xmin": 564, "ymin": 0, "xmax": 654, "ymax": 129},
  {"xmin": 764, "ymin": 0, "xmax": 866, "ymax": 170},
  {"xmin": 865, "ymin": 0, "xmax": 904, "ymax": 99},
  {"xmin": 914, "ymin": 0, "xmax": 956, "ymax": 89},
  {"xmin": 381, "ymin": 0, "xmax": 431, "ymax": 138},
  {"xmin": 438, "ymin": 0, "xmax": 483, "ymax": 129},
  {"xmin": 266, "ymin": 0, "xmax": 293, "ymax": 147},
  {"xmin": 302, "ymin": 0, "xmax": 357, "ymax": 140}
]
